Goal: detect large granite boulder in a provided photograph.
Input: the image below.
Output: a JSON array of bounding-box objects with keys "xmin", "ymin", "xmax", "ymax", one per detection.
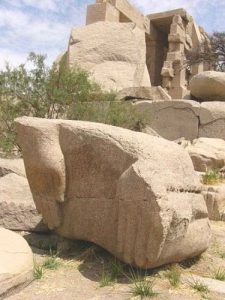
[
  {"xmin": 15, "ymin": 117, "xmax": 211, "ymax": 269},
  {"xmin": 63, "ymin": 21, "xmax": 151, "ymax": 91},
  {"xmin": 182, "ymin": 138, "xmax": 225, "ymax": 172},
  {"xmin": 190, "ymin": 71, "xmax": 225, "ymax": 101},
  {"xmin": 0, "ymin": 228, "xmax": 33, "ymax": 297},
  {"xmin": 0, "ymin": 161, "xmax": 48, "ymax": 232}
]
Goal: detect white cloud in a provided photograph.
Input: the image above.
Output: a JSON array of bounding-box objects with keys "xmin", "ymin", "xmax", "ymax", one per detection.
[
  {"xmin": 0, "ymin": 0, "xmax": 225, "ymax": 69},
  {"xmin": 21, "ymin": 0, "xmax": 57, "ymax": 11},
  {"xmin": 130, "ymin": 0, "xmax": 210, "ymax": 15},
  {"xmin": 0, "ymin": 49, "xmax": 27, "ymax": 69}
]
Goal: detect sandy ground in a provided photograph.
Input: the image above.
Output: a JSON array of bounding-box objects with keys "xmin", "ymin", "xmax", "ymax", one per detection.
[{"xmin": 5, "ymin": 221, "xmax": 225, "ymax": 300}]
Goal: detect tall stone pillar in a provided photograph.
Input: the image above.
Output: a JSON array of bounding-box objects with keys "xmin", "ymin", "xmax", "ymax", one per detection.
[{"xmin": 161, "ymin": 15, "xmax": 189, "ymax": 99}]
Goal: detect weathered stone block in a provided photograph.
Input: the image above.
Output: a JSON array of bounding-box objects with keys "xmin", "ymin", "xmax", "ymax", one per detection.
[{"xmin": 16, "ymin": 116, "xmax": 210, "ymax": 269}]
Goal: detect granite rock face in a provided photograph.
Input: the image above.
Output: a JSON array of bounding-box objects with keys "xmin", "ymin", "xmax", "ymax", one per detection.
[
  {"xmin": 65, "ymin": 21, "xmax": 151, "ymax": 91},
  {"xmin": 0, "ymin": 228, "xmax": 33, "ymax": 297},
  {"xmin": 182, "ymin": 138, "xmax": 225, "ymax": 172},
  {"xmin": 0, "ymin": 160, "xmax": 48, "ymax": 232},
  {"xmin": 190, "ymin": 71, "xmax": 225, "ymax": 102},
  {"xmin": 135, "ymin": 100, "xmax": 225, "ymax": 141},
  {"xmin": 16, "ymin": 117, "xmax": 210, "ymax": 269}
]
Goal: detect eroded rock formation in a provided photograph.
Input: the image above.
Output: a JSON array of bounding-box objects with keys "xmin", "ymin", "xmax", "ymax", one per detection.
[
  {"xmin": 16, "ymin": 116, "xmax": 211, "ymax": 269},
  {"xmin": 58, "ymin": 0, "xmax": 211, "ymax": 99},
  {"xmin": 134, "ymin": 100, "xmax": 225, "ymax": 141}
]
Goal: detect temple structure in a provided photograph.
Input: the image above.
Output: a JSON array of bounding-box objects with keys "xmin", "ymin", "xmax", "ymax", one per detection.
[{"xmin": 86, "ymin": 0, "xmax": 211, "ymax": 99}]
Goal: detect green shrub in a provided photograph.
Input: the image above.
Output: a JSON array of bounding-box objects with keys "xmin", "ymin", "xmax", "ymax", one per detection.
[
  {"xmin": 213, "ymin": 268, "xmax": 225, "ymax": 281},
  {"xmin": 0, "ymin": 53, "xmax": 145, "ymax": 155},
  {"xmin": 202, "ymin": 169, "xmax": 223, "ymax": 185},
  {"xmin": 188, "ymin": 278, "xmax": 209, "ymax": 295},
  {"xmin": 165, "ymin": 265, "xmax": 181, "ymax": 287},
  {"xmin": 99, "ymin": 268, "xmax": 115, "ymax": 287}
]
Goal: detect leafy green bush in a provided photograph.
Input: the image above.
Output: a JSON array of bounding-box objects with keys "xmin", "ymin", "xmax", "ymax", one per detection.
[{"xmin": 0, "ymin": 52, "xmax": 145, "ymax": 155}]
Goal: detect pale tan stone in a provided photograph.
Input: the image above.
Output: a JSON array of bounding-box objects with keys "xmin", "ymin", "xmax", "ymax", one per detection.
[
  {"xmin": 117, "ymin": 86, "xmax": 171, "ymax": 101},
  {"xmin": 182, "ymin": 138, "xmax": 225, "ymax": 172},
  {"xmin": 190, "ymin": 71, "xmax": 225, "ymax": 101},
  {"xmin": 0, "ymin": 158, "xmax": 25, "ymax": 177},
  {"xmin": 87, "ymin": 0, "xmax": 145, "ymax": 31},
  {"xmin": 0, "ymin": 173, "xmax": 48, "ymax": 232},
  {"xmin": 199, "ymin": 102, "xmax": 225, "ymax": 139},
  {"xmin": 0, "ymin": 228, "xmax": 33, "ymax": 297},
  {"xmin": 67, "ymin": 22, "xmax": 151, "ymax": 91},
  {"xmin": 134, "ymin": 100, "xmax": 200, "ymax": 141},
  {"xmin": 202, "ymin": 185, "xmax": 225, "ymax": 221},
  {"xmin": 60, "ymin": 2, "xmax": 212, "ymax": 100},
  {"xmin": 86, "ymin": 2, "xmax": 119, "ymax": 25},
  {"xmin": 16, "ymin": 116, "xmax": 210, "ymax": 269}
]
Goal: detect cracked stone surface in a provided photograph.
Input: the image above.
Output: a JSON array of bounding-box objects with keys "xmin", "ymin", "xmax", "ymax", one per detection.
[
  {"xmin": 15, "ymin": 116, "xmax": 210, "ymax": 269},
  {"xmin": 135, "ymin": 100, "xmax": 225, "ymax": 141}
]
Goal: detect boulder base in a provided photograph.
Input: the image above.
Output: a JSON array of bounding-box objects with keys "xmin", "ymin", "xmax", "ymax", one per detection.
[
  {"xmin": 16, "ymin": 117, "xmax": 211, "ymax": 269},
  {"xmin": 0, "ymin": 228, "xmax": 33, "ymax": 297}
]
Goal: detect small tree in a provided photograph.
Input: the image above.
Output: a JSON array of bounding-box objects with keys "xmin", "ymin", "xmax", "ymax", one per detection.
[
  {"xmin": 0, "ymin": 53, "xmax": 145, "ymax": 155},
  {"xmin": 186, "ymin": 32, "xmax": 225, "ymax": 72}
]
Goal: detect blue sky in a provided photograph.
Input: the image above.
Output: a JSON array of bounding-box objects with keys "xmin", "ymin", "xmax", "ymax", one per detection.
[{"xmin": 0, "ymin": 0, "xmax": 224, "ymax": 69}]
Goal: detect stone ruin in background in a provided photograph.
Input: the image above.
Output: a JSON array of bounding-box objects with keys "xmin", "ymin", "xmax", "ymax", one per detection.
[{"xmin": 86, "ymin": 0, "xmax": 211, "ymax": 99}]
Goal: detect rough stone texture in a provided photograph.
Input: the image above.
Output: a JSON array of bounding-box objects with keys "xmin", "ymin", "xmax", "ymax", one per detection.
[
  {"xmin": 0, "ymin": 173, "xmax": 48, "ymax": 232},
  {"xmin": 87, "ymin": 0, "xmax": 146, "ymax": 31},
  {"xmin": 0, "ymin": 158, "xmax": 26, "ymax": 177},
  {"xmin": 190, "ymin": 71, "xmax": 225, "ymax": 101},
  {"xmin": 117, "ymin": 86, "xmax": 171, "ymax": 101},
  {"xmin": 84, "ymin": 2, "xmax": 211, "ymax": 99},
  {"xmin": 182, "ymin": 138, "xmax": 225, "ymax": 172},
  {"xmin": 199, "ymin": 102, "xmax": 225, "ymax": 139},
  {"xmin": 134, "ymin": 100, "xmax": 225, "ymax": 141},
  {"xmin": 202, "ymin": 184, "xmax": 225, "ymax": 221},
  {"xmin": 16, "ymin": 116, "xmax": 210, "ymax": 269},
  {"xmin": 0, "ymin": 227, "xmax": 33, "ymax": 297},
  {"xmin": 134, "ymin": 100, "xmax": 200, "ymax": 141},
  {"xmin": 66, "ymin": 21, "xmax": 151, "ymax": 91}
]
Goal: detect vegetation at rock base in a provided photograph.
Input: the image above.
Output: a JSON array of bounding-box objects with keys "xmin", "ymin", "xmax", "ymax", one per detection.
[
  {"xmin": 213, "ymin": 267, "xmax": 225, "ymax": 281},
  {"xmin": 186, "ymin": 32, "xmax": 225, "ymax": 72},
  {"xmin": 202, "ymin": 169, "xmax": 224, "ymax": 185},
  {"xmin": 33, "ymin": 259, "xmax": 44, "ymax": 280},
  {"xmin": 99, "ymin": 268, "xmax": 115, "ymax": 287},
  {"xmin": 129, "ymin": 268, "xmax": 157, "ymax": 299},
  {"xmin": 188, "ymin": 278, "xmax": 209, "ymax": 296},
  {"xmin": 42, "ymin": 249, "xmax": 61, "ymax": 270},
  {"xmin": 0, "ymin": 52, "xmax": 145, "ymax": 155},
  {"xmin": 164, "ymin": 265, "xmax": 181, "ymax": 288}
]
